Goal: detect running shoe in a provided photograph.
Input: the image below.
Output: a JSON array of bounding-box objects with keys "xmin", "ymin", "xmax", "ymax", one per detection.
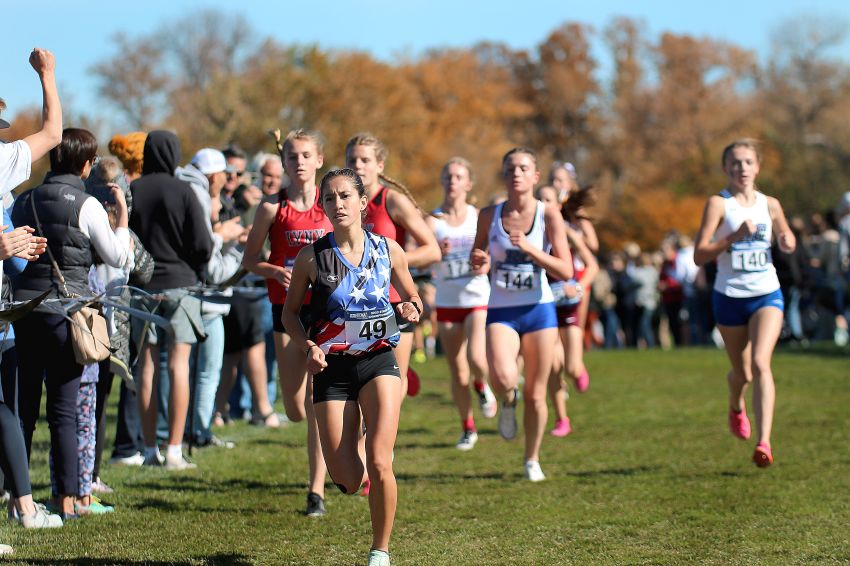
[
  {"xmin": 20, "ymin": 506, "xmax": 63, "ymax": 528},
  {"xmin": 406, "ymin": 368, "xmax": 421, "ymax": 397},
  {"xmin": 498, "ymin": 388, "xmax": 519, "ymax": 440},
  {"xmin": 91, "ymin": 477, "xmax": 114, "ymax": 494},
  {"xmin": 455, "ymin": 430, "xmax": 479, "ymax": 451},
  {"xmin": 412, "ymin": 349, "xmax": 427, "ymax": 364},
  {"xmin": 305, "ymin": 492, "xmax": 326, "ymax": 517},
  {"xmin": 109, "ymin": 452, "xmax": 144, "ymax": 467},
  {"xmin": 361, "ymin": 479, "xmax": 371, "ymax": 496},
  {"xmin": 835, "ymin": 327, "xmax": 849, "ymax": 347},
  {"xmin": 550, "ymin": 418, "xmax": 572, "ymax": 437},
  {"xmin": 478, "ymin": 384, "xmax": 498, "ymax": 418},
  {"xmin": 524, "ymin": 460, "xmax": 546, "ymax": 482},
  {"xmin": 753, "ymin": 442, "xmax": 773, "ymax": 467},
  {"xmin": 728, "ymin": 408, "xmax": 751, "ymax": 440},
  {"xmin": 164, "ymin": 454, "xmax": 197, "ymax": 471},
  {"xmin": 368, "ymin": 549, "xmax": 391, "ymax": 566},
  {"xmin": 0, "ymin": 544, "xmax": 11, "ymax": 555},
  {"xmin": 574, "ymin": 368, "xmax": 590, "ymax": 393},
  {"xmin": 142, "ymin": 452, "xmax": 164, "ymax": 467},
  {"xmin": 75, "ymin": 497, "xmax": 115, "ymax": 515}
]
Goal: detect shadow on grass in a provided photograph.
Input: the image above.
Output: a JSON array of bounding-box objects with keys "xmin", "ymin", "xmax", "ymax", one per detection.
[
  {"xmin": 566, "ymin": 465, "xmax": 660, "ymax": 478},
  {"xmin": 130, "ymin": 476, "xmax": 306, "ymax": 494},
  {"xmin": 20, "ymin": 552, "xmax": 252, "ymax": 565},
  {"xmin": 396, "ymin": 471, "xmax": 507, "ymax": 483}
]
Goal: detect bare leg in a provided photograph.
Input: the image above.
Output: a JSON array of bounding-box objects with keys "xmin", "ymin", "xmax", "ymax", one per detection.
[
  {"xmin": 243, "ymin": 341, "xmax": 274, "ymax": 420},
  {"xmin": 359, "ymin": 375, "xmax": 402, "ymax": 553},
  {"xmin": 748, "ymin": 308, "xmax": 783, "ymax": 445},
  {"xmin": 167, "ymin": 343, "xmax": 192, "ymax": 447},
  {"xmin": 305, "ymin": 377, "xmax": 327, "ymax": 497},
  {"xmin": 548, "ymin": 330, "xmax": 567, "ymax": 422},
  {"xmin": 395, "ymin": 332, "xmax": 414, "ymax": 403},
  {"xmin": 520, "ymin": 328, "xmax": 558, "ymax": 462},
  {"xmin": 137, "ymin": 342, "xmax": 160, "ymax": 448},
  {"xmin": 313, "ymin": 400, "xmax": 365, "ymax": 493},
  {"xmin": 275, "ymin": 332, "xmax": 308, "ymax": 422},
  {"xmin": 485, "ymin": 323, "xmax": 521, "ymax": 399},
  {"xmin": 717, "ymin": 324, "xmax": 752, "ymax": 412},
  {"xmin": 440, "ymin": 321, "xmax": 472, "ymax": 423}
]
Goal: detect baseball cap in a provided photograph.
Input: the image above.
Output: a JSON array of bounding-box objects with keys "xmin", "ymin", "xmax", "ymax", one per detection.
[{"xmin": 191, "ymin": 148, "xmax": 227, "ymax": 175}]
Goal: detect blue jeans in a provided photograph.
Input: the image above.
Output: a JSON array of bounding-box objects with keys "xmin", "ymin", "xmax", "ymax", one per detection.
[{"xmin": 189, "ymin": 316, "xmax": 224, "ymax": 442}]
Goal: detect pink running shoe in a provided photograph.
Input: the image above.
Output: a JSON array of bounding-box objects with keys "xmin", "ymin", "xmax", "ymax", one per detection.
[
  {"xmin": 550, "ymin": 418, "xmax": 572, "ymax": 437},
  {"xmin": 753, "ymin": 442, "xmax": 773, "ymax": 467},
  {"xmin": 728, "ymin": 408, "xmax": 751, "ymax": 440},
  {"xmin": 360, "ymin": 478, "xmax": 371, "ymax": 496},
  {"xmin": 574, "ymin": 369, "xmax": 590, "ymax": 393}
]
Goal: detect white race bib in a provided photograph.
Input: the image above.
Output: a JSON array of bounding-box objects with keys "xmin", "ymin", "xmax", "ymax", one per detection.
[
  {"xmin": 494, "ymin": 264, "xmax": 538, "ymax": 291},
  {"xmin": 731, "ymin": 248, "xmax": 771, "ymax": 272},
  {"xmin": 344, "ymin": 307, "xmax": 399, "ymax": 344},
  {"xmin": 439, "ymin": 255, "xmax": 471, "ymax": 280}
]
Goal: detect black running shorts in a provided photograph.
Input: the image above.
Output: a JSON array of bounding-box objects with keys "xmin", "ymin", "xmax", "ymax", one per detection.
[{"xmin": 313, "ymin": 348, "xmax": 401, "ymax": 403}]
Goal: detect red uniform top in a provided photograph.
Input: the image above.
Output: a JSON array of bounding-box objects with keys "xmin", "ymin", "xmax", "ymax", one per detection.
[
  {"xmin": 364, "ymin": 186, "xmax": 407, "ymax": 302},
  {"xmin": 267, "ymin": 190, "xmax": 332, "ymax": 305}
]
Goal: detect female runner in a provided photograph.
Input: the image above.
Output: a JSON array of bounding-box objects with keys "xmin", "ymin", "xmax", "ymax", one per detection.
[
  {"xmin": 242, "ymin": 129, "xmax": 331, "ymax": 515},
  {"xmin": 694, "ymin": 139, "xmax": 795, "ymax": 467},
  {"xmin": 426, "ymin": 157, "xmax": 495, "ymax": 451},
  {"xmin": 536, "ymin": 185, "xmax": 598, "ymax": 437},
  {"xmin": 283, "ymin": 168, "xmax": 421, "ymax": 566},
  {"xmin": 345, "ymin": 133, "xmax": 440, "ymax": 401},
  {"xmin": 471, "ymin": 147, "xmax": 573, "ymax": 482}
]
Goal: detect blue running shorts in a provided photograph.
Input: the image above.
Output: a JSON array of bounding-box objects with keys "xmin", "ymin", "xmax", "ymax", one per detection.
[
  {"xmin": 712, "ymin": 288, "xmax": 784, "ymax": 327},
  {"xmin": 486, "ymin": 302, "xmax": 558, "ymax": 336}
]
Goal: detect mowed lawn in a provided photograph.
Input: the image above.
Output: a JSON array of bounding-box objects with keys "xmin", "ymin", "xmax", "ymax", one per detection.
[{"xmin": 2, "ymin": 346, "xmax": 849, "ymax": 565}]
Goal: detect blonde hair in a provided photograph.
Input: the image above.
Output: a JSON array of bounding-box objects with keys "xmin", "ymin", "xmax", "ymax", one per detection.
[
  {"xmin": 441, "ymin": 156, "xmax": 475, "ymax": 184},
  {"xmin": 108, "ymin": 132, "xmax": 146, "ymax": 176},
  {"xmin": 345, "ymin": 132, "xmax": 420, "ymax": 210},
  {"xmin": 721, "ymin": 138, "xmax": 762, "ymax": 167},
  {"xmin": 283, "ymin": 128, "xmax": 324, "ymax": 156},
  {"xmin": 92, "ymin": 156, "xmax": 124, "ymax": 184}
]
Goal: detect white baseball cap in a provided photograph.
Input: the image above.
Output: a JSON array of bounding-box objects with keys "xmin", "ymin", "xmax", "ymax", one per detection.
[{"xmin": 191, "ymin": 148, "xmax": 227, "ymax": 175}]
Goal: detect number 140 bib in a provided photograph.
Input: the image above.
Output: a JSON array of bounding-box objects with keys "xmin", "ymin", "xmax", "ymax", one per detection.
[{"xmin": 731, "ymin": 248, "xmax": 771, "ymax": 272}]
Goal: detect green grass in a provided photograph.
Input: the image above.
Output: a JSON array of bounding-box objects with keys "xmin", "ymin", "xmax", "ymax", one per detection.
[{"xmin": 3, "ymin": 346, "xmax": 850, "ymax": 565}]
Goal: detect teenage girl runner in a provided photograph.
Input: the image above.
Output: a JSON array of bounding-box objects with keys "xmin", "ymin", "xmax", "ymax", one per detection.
[
  {"xmin": 471, "ymin": 147, "xmax": 573, "ymax": 482},
  {"xmin": 536, "ymin": 185, "xmax": 599, "ymax": 437},
  {"xmin": 243, "ymin": 129, "xmax": 331, "ymax": 516},
  {"xmin": 426, "ymin": 157, "xmax": 496, "ymax": 451},
  {"xmin": 694, "ymin": 138, "xmax": 795, "ymax": 467},
  {"xmin": 283, "ymin": 168, "xmax": 421, "ymax": 566},
  {"xmin": 345, "ymin": 133, "xmax": 440, "ymax": 402}
]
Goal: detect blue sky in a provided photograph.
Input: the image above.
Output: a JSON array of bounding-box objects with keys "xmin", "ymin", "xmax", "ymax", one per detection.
[{"xmin": 2, "ymin": 0, "xmax": 848, "ymax": 130}]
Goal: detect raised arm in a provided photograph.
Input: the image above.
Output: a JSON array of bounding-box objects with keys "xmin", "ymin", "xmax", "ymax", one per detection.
[
  {"xmin": 22, "ymin": 48, "xmax": 62, "ymax": 162},
  {"xmin": 242, "ymin": 197, "xmax": 288, "ymax": 284},
  {"xmin": 388, "ymin": 238, "xmax": 422, "ymax": 324},
  {"xmin": 470, "ymin": 205, "xmax": 494, "ymax": 275}
]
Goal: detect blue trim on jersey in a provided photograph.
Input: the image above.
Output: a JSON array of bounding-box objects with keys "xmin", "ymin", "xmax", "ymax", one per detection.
[
  {"xmin": 712, "ymin": 288, "xmax": 784, "ymax": 327},
  {"xmin": 486, "ymin": 302, "xmax": 557, "ymax": 335}
]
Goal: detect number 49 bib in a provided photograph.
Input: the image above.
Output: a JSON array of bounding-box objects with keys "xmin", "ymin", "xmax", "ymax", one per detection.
[{"xmin": 344, "ymin": 306, "xmax": 399, "ymax": 344}]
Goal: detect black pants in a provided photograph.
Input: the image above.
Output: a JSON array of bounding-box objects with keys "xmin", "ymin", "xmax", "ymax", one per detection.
[
  {"xmin": 14, "ymin": 313, "xmax": 83, "ymax": 497},
  {"xmin": 112, "ymin": 380, "xmax": 143, "ymax": 459}
]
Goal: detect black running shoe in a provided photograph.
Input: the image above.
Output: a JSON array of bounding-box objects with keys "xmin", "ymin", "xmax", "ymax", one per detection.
[{"xmin": 306, "ymin": 492, "xmax": 326, "ymax": 517}]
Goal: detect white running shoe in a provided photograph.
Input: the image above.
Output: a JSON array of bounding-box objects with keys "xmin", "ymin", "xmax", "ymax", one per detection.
[
  {"xmin": 110, "ymin": 452, "xmax": 145, "ymax": 467},
  {"xmin": 21, "ymin": 507, "xmax": 63, "ymax": 528},
  {"xmin": 368, "ymin": 549, "xmax": 391, "ymax": 566},
  {"xmin": 455, "ymin": 430, "xmax": 479, "ymax": 451},
  {"xmin": 0, "ymin": 544, "xmax": 12, "ymax": 555},
  {"xmin": 498, "ymin": 389, "xmax": 519, "ymax": 440},
  {"xmin": 524, "ymin": 460, "xmax": 546, "ymax": 482},
  {"xmin": 164, "ymin": 454, "xmax": 197, "ymax": 471},
  {"xmin": 478, "ymin": 385, "xmax": 498, "ymax": 419}
]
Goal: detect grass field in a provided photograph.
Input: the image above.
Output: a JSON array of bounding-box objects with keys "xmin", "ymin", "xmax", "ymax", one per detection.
[{"xmin": 2, "ymin": 346, "xmax": 849, "ymax": 565}]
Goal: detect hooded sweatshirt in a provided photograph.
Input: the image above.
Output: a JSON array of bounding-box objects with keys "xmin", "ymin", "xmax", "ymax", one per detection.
[{"xmin": 130, "ymin": 131, "xmax": 213, "ymax": 289}]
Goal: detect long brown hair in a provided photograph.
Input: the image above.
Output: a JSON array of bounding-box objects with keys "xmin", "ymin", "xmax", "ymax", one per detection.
[
  {"xmin": 561, "ymin": 184, "xmax": 596, "ymax": 223},
  {"xmin": 345, "ymin": 132, "xmax": 421, "ymax": 210}
]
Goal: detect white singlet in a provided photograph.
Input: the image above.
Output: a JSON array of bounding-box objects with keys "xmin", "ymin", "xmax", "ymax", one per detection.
[
  {"xmin": 713, "ymin": 189, "xmax": 780, "ymax": 298},
  {"xmin": 487, "ymin": 201, "xmax": 554, "ymax": 308},
  {"xmin": 431, "ymin": 205, "xmax": 490, "ymax": 308}
]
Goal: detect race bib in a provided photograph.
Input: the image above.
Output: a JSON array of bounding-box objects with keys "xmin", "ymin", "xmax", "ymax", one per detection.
[
  {"xmin": 494, "ymin": 264, "xmax": 538, "ymax": 291},
  {"xmin": 731, "ymin": 248, "xmax": 771, "ymax": 272},
  {"xmin": 344, "ymin": 307, "xmax": 399, "ymax": 344},
  {"xmin": 439, "ymin": 255, "xmax": 472, "ymax": 280}
]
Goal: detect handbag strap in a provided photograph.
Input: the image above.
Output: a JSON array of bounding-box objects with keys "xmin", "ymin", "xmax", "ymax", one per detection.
[{"xmin": 29, "ymin": 191, "xmax": 72, "ymax": 298}]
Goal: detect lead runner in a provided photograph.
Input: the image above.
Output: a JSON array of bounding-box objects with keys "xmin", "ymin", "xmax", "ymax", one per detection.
[{"xmin": 282, "ymin": 168, "xmax": 421, "ymax": 566}]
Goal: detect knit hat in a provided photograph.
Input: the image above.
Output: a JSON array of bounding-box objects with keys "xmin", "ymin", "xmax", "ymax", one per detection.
[{"xmin": 108, "ymin": 132, "xmax": 147, "ymax": 176}]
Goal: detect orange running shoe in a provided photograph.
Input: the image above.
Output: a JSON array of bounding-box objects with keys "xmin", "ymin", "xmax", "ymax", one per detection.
[
  {"xmin": 728, "ymin": 408, "xmax": 751, "ymax": 440},
  {"xmin": 753, "ymin": 442, "xmax": 773, "ymax": 467}
]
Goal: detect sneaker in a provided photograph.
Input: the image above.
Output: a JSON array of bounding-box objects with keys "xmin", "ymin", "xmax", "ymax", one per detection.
[
  {"xmin": 0, "ymin": 491, "xmax": 9, "ymax": 505},
  {"xmin": 251, "ymin": 411, "xmax": 283, "ymax": 428},
  {"xmin": 835, "ymin": 326, "xmax": 849, "ymax": 347},
  {"xmin": 412, "ymin": 349, "xmax": 427, "ymax": 364},
  {"xmin": 455, "ymin": 430, "xmax": 478, "ymax": 451},
  {"xmin": 360, "ymin": 478, "xmax": 371, "ymax": 496},
  {"xmin": 0, "ymin": 544, "xmax": 11, "ymax": 555},
  {"xmin": 498, "ymin": 389, "xmax": 519, "ymax": 440},
  {"xmin": 110, "ymin": 452, "xmax": 144, "ymax": 467},
  {"xmin": 164, "ymin": 453, "xmax": 197, "ymax": 471},
  {"xmin": 20, "ymin": 506, "xmax": 63, "ymax": 528},
  {"xmin": 368, "ymin": 549, "xmax": 391, "ymax": 566},
  {"xmin": 76, "ymin": 499, "xmax": 115, "ymax": 515},
  {"xmin": 574, "ymin": 368, "xmax": 590, "ymax": 393},
  {"xmin": 550, "ymin": 418, "xmax": 572, "ymax": 437},
  {"xmin": 205, "ymin": 435, "xmax": 235, "ymax": 449},
  {"xmin": 524, "ymin": 460, "xmax": 546, "ymax": 482},
  {"xmin": 406, "ymin": 367, "xmax": 421, "ymax": 397},
  {"xmin": 753, "ymin": 442, "xmax": 773, "ymax": 467},
  {"xmin": 728, "ymin": 408, "xmax": 751, "ymax": 440},
  {"xmin": 478, "ymin": 384, "xmax": 498, "ymax": 419},
  {"xmin": 305, "ymin": 492, "xmax": 326, "ymax": 517},
  {"xmin": 91, "ymin": 477, "xmax": 114, "ymax": 494}
]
